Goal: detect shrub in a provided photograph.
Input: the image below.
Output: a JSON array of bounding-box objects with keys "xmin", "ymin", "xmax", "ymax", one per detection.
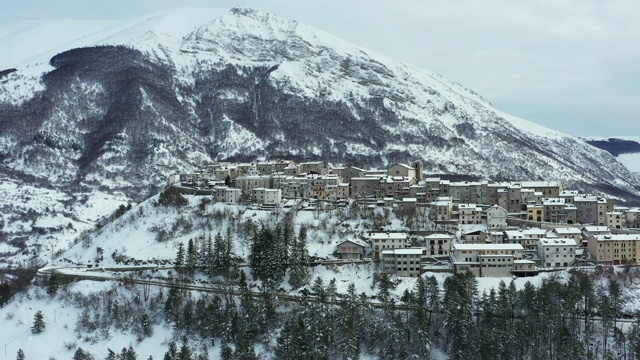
[{"xmin": 156, "ymin": 187, "xmax": 188, "ymax": 207}]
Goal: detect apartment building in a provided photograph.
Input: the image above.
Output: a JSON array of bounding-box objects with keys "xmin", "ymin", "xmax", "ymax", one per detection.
[
  {"xmin": 381, "ymin": 248, "xmax": 424, "ymax": 277},
  {"xmin": 537, "ymin": 238, "xmax": 576, "ymax": 268},
  {"xmin": 588, "ymin": 234, "xmax": 640, "ymax": 265},
  {"xmin": 451, "ymin": 243, "xmax": 527, "ymax": 277}
]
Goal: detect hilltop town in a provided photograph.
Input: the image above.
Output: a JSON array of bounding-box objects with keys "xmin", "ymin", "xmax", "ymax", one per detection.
[{"xmin": 170, "ymin": 159, "xmax": 640, "ymax": 279}]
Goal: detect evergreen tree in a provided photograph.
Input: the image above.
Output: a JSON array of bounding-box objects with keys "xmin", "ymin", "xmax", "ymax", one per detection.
[
  {"xmin": 186, "ymin": 238, "xmax": 198, "ymax": 276},
  {"xmin": 31, "ymin": 310, "xmax": 45, "ymax": 334},
  {"xmin": 16, "ymin": 349, "xmax": 25, "ymax": 360},
  {"xmin": 105, "ymin": 348, "xmax": 116, "ymax": 360},
  {"xmin": 72, "ymin": 347, "xmax": 92, "ymax": 360},
  {"xmin": 46, "ymin": 272, "xmax": 58, "ymax": 297},
  {"xmin": 288, "ymin": 225, "xmax": 309, "ymax": 288},
  {"xmin": 119, "ymin": 346, "xmax": 137, "ymax": 360},
  {"xmin": 175, "ymin": 243, "xmax": 185, "ymax": 271},
  {"xmin": 213, "ymin": 232, "xmax": 225, "ymax": 275},
  {"xmin": 163, "ymin": 341, "xmax": 177, "ymax": 360},
  {"xmin": 178, "ymin": 337, "xmax": 192, "ymax": 360}
]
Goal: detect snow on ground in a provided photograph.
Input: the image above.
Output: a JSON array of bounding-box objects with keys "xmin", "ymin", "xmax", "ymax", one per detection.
[
  {"xmin": 0, "ymin": 177, "xmax": 130, "ymax": 267},
  {"xmin": 618, "ymin": 153, "xmax": 640, "ymax": 173}
]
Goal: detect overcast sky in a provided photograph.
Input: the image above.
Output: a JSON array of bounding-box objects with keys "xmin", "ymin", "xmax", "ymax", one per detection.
[{"xmin": 2, "ymin": 0, "xmax": 639, "ymax": 137}]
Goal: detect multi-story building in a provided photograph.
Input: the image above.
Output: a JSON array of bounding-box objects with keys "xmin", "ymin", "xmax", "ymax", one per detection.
[
  {"xmin": 369, "ymin": 232, "xmax": 409, "ymax": 258},
  {"xmin": 351, "ymin": 177, "xmax": 382, "ymax": 198},
  {"xmin": 607, "ymin": 211, "xmax": 624, "ymax": 229},
  {"xmin": 387, "ymin": 163, "xmax": 416, "ymax": 180},
  {"xmin": 299, "ymin": 161, "xmax": 330, "ymax": 175},
  {"xmin": 537, "ymin": 238, "xmax": 576, "ymax": 268},
  {"xmin": 423, "ymin": 234, "xmax": 452, "ymax": 257},
  {"xmin": 336, "ymin": 166, "xmax": 366, "ymax": 184},
  {"xmin": 627, "ymin": 208, "xmax": 640, "ymax": 228},
  {"xmin": 504, "ymin": 228, "xmax": 547, "ymax": 250},
  {"xmin": 451, "ymin": 243, "xmax": 528, "ymax": 277},
  {"xmin": 213, "ymin": 186, "xmax": 241, "ymax": 204},
  {"xmin": 458, "ymin": 203, "xmax": 482, "ymax": 225},
  {"xmin": 486, "ymin": 205, "xmax": 508, "ymax": 230},
  {"xmin": 527, "ymin": 204, "xmax": 544, "ymax": 222},
  {"xmin": 381, "ymin": 248, "xmax": 424, "ymax": 277},
  {"xmin": 551, "ymin": 227, "xmax": 583, "ymax": 245},
  {"xmin": 431, "ymin": 197, "xmax": 454, "ymax": 222},
  {"xmin": 543, "ymin": 198, "xmax": 566, "ymax": 223},
  {"xmin": 235, "ymin": 175, "xmax": 272, "ymax": 196},
  {"xmin": 252, "ymin": 188, "xmax": 282, "ymax": 205},
  {"xmin": 588, "ymin": 234, "xmax": 640, "ymax": 265}
]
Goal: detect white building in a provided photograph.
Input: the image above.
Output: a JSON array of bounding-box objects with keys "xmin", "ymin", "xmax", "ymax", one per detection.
[
  {"xmin": 252, "ymin": 188, "xmax": 282, "ymax": 205},
  {"xmin": 381, "ymin": 248, "xmax": 424, "ymax": 277},
  {"xmin": 369, "ymin": 232, "xmax": 409, "ymax": 258},
  {"xmin": 486, "ymin": 205, "xmax": 508, "ymax": 230},
  {"xmin": 537, "ymin": 238, "xmax": 576, "ymax": 268},
  {"xmin": 451, "ymin": 243, "xmax": 532, "ymax": 277},
  {"xmin": 458, "ymin": 203, "xmax": 482, "ymax": 225},
  {"xmin": 424, "ymin": 234, "xmax": 452, "ymax": 257}
]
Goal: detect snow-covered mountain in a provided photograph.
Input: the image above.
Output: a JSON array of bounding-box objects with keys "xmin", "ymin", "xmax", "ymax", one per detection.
[
  {"xmin": 1, "ymin": 6, "xmax": 639, "ymax": 201},
  {"xmin": 585, "ymin": 137, "xmax": 640, "ymax": 174}
]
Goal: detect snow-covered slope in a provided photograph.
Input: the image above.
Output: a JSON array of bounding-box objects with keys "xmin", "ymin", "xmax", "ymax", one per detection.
[{"xmin": 0, "ymin": 6, "xmax": 639, "ymax": 203}]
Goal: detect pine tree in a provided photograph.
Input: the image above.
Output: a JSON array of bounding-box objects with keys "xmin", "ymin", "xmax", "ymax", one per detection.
[
  {"xmin": 105, "ymin": 348, "xmax": 116, "ymax": 360},
  {"xmin": 186, "ymin": 239, "xmax": 198, "ymax": 276},
  {"xmin": 46, "ymin": 272, "xmax": 58, "ymax": 297},
  {"xmin": 163, "ymin": 341, "xmax": 177, "ymax": 360},
  {"xmin": 16, "ymin": 349, "xmax": 25, "ymax": 360},
  {"xmin": 288, "ymin": 225, "xmax": 309, "ymax": 288},
  {"xmin": 31, "ymin": 310, "xmax": 45, "ymax": 334},
  {"xmin": 213, "ymin": 232, "xmax": 225, "ymax": 275},
  {"xmin": 178, "ymin": 337, "xmax": 192, "ymax": 360},
  {"xmin": 72, "ymin": 347, "xmax": 91, "ymax": 360},
  {"xmin": 175, "ymin": 243, "xmax": 185, "ymax": 271}
]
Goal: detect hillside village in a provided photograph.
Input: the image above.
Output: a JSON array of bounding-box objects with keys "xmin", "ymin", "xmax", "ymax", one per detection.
[{"xmin": 169, "ymin": 160, "xmax": 640, "ymax": 279}]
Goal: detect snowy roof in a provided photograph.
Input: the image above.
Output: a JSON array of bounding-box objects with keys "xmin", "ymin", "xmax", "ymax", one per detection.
[
  {"xmin": 453, "ymin": 244, "xmax": 524, "ymax": 251},
  {"xmin": 592, "ymin": 234, "xmax": 640, "ymax": 241},
  {"xmin": 520, "ymin": 181, "xmax": 562, "ymax": 188},
  {"xmin": 487, "ymin": 205, "xmax": 507, "ymax": 212},
  {"xmin": 389, "ymin": 163, "xmax": 414, "ymax": 170},
  {"xmin": 337, "ymin": 239, "xmax": 368, "ymax": 248},
  {"xmin": 539, "ymin": 238, "xmax": 576, "ymax": 246},
  {"xmin": 553, "ymin": 227, "xmax": 581, "ymax": 234},
  {"xmin": 504, "ymin": 228, "xmax": 546, "ymax": 237},
  {"xmin": 582, "ymin": 226, "xmax": 611, "ymax": 232},
  {"xmin": 514, "ymin": 260, "xmax": 536, "ymax": 264},
  {"xmin": 543, "ymin": 198, "xmax": 565, "ymax": 205},
  {"xmin": 382, "ymin": 248, "xmax": 424, "ymax": 255},
  {"xmin": 369, "ymin": 232, "xmax": 407, "ymax": 240},
  {"xmin": 425, "ymin": 234, "xmax": 452, "ymax": 239}
]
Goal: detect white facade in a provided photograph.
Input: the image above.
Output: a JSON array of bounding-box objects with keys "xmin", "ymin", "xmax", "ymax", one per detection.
[
  {"xmin": 424, "ymin": 234, "xmax": 452, "ymax": 257},
  {"xmin": 537, "ymin": 238, "xmax": 576, "ymax": 268},
  {"xmin": 486, "ymin": 205, "xmax": 508, "ymax": 229},
  {"xmin": 369, "ymin": 232, "xmax": 408, "ymax": 258},
  {"xmin": 458, "ymin": 203, "xmax": 482, "ymax": 225},
  {"xmin": 381, "ymin": 248, "xmax": 424, "ymax": 277},
  {"xmin": 451, "ymin": 243, "xmax": 525, "ymax": 277},
  {"xmin": 253, "ymin": 188, "xmax": 282, "ymax": 205}
]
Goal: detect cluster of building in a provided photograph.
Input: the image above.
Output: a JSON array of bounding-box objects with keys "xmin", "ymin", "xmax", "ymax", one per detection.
[
  {"xmin": 170, "ymin": 159, "xmax": 640, "ymax": 228},
  {"xmin": 169, "ymin": 159, "xmax": 640, "ymax": 278},
  {"xmin": 336, "ymin": 225, "xmax": 640, "ymax": 278}
]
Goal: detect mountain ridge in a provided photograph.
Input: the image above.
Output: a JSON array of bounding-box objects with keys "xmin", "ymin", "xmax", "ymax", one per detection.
[{"xmin": 0, "ymin": 7, "xmax": 639, "ymax": 202}]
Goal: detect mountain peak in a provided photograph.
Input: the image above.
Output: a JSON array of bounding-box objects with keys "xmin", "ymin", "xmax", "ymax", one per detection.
[{"xmin": 229, "ymin": 5, "xmax": 263, "ymax": 17}]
